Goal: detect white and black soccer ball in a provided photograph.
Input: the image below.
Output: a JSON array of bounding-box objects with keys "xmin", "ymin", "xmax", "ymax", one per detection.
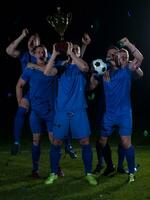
[{"xmin": 92, "ymin": 59, "xmax": 107, "ymax": 75}]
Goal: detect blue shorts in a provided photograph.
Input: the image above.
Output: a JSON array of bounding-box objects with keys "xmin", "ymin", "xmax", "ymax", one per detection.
[
  {"xmin": 53, "ymin": 110, "xmax": 91, "ymax": 140},
  {"xmin": 30, "ymin": 109, "xmax": 54, "ymax": 134},
  {"xmin": 100, "ymin": 112, "xmax": 132, "ymax": 137}
]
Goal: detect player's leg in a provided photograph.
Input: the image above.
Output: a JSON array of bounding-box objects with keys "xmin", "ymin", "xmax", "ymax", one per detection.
[
  {"xmin": 117, "ymin": 144, "xmax": 126, "ymax": 173},
  {"xmin": 121, "ymin": 136, "xmax": 135, "ymax": 182},
  {"xmin": 45, "ymin": 111, "xmax": 68, "ymax": 184},
  {"xmin": 11, "ymin": 96, "xmax": 29, "ymax": 155},
  {"xmin": 46, "ymin": 111, "xmax": 64, "ymax": 177},
  {"xmin": 30, "ymin": 111, "xmax": 42, "ymax": 178},
  {"xmin": 119, "ymin": 114, "xmax": 135, "ymax": 182},
  {"xmin": 96, "ymin": 114, "xmax": 115, "ymax": 176},
  {"xmin": 71, "ymin": 110, "xmax": 97, "ymax": 185},
  {"xmin": 93, "ymin": 139, "xmax": 105, "ymax": 174}
]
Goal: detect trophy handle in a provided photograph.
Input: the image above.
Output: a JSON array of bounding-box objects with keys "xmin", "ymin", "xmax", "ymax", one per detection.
[
  {"xmin": 66, "ymin": 12, "xmax": 72, "ymax": 25},
  {"xmin": 47, "ymin": 16, "xmax": 55, "ymax": 28}
]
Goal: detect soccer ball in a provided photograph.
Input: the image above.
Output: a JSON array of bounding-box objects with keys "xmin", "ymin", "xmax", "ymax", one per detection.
[{"xmin": 92, "ymin": 59, "xmax": 107, "ymax": 75}]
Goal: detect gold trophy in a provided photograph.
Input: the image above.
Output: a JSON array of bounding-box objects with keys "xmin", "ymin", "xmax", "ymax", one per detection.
[{"xmin": 47, "ymin": 6, "xmax": 72, "ymax": 53}]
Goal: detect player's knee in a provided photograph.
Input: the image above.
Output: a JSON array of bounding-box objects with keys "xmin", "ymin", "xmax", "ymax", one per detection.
[
  {"xmin": 48, "ymin": 132, "xmax": 53, "ymax": 143},
  {"xmin": 53, "ymin": 139, "xmax": 63, "ymax": 145},
  {"xmin": 121, "ymin": 137, "xmax": 131, "ymax": 149},
  {"xmin": 33, "ymin": 139, "xmax": 40, "ymax": 145},
  {"xmin": 32, "ymin": 134, "xmax": 41, "ymax": 145},
  {"xmin": 99, "ymin": 137, "xmax": 107, "ymax": 147},
  {"xmin": 79, "ymin": 137, "xmax": 89, "ymax": 145}
]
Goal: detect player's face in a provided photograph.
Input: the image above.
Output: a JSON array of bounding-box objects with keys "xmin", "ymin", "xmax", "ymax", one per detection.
[
  {"xmin": 106, "ymin": 48, "xmax": 118, "ymax": 67},
  {"xmin": 118, "ymin": 51, "xmax": 129, "ymax": 66},
  {"xmin": 28, "ymin": 34, "xmax": 41, "ymax": 52},
  {"xmin": 72, "ymin": 44, "xmax": 80, "ymax": 57},
  {"xmin": 34, "ymin": 46, "xmax": 47, "ymax": 62}
]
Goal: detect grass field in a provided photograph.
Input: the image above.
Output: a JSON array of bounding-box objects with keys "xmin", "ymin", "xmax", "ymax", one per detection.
[{"xmin": 0, "ymin": 134, "xmax": 150, "ymax": 200}]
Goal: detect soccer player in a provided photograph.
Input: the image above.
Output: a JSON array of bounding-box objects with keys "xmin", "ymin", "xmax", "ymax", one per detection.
[
  {"xmin": 16, "ymin": 44, "xmax": 63, "ymax": 178},
  {"xmin": 116, "ymin": 46, "xmax": 143, "ymax": 174},
  {"xmin": 91, "ymin": 46, "xmax": 118, "ymax": 175},
  {"xmin": 43, "ymin": 42, "xmax": 97, "ymax": 186},
  {"xmin": 6, "ymin": 28, "xmax": 40, "ymax": 155},
  {"xmin": 92, "ymin": 37, "xmax": 144, "ymax": 182},
  {"xmin": 63, "ymin": 33, "xmax": 91, "ymax": 159}
]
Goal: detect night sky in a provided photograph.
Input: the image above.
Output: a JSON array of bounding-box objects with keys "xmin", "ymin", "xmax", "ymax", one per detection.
[{"xmin": 0, "ymin": 0, "xmax": 150, "ymax": 135}]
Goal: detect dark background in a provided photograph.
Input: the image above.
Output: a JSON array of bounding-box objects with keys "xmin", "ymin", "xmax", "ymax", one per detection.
[{"xmin": 0, "ymin": 0, "xmax": 150, "ymax": 140}]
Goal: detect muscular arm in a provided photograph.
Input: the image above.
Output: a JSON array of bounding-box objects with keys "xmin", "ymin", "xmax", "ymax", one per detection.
[
  {"xmin": 70, "ymin": 51, "xmax": 89, "ymax": 72},
  {"xmin": 120, "ymin": 37, "xmax": 144, "ymax": 77},
  {"xmin": 80, "ymin": 33, "xmax": 91, "ymax": 58},
  {"xmin": 67, "ymin": 42, "xmax": 89, "ymax": 72},
  {"xmin": 129, "ymin": 59, "xmax": 143, "ymax": 77},
  {"xmin": 6, "ymin": 29, "xmax": 28, "ymax": 58},
  {"xmin": 44, "ymin": 44, "xmax": 60, "ymax": 76}
]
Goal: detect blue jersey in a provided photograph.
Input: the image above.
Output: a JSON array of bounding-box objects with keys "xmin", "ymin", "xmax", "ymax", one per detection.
[
  {"xmin": 21, "ymin": 68, "xmax": 57, "ymax": 113},
  {"xmin": 19, "ymin": 51, "xmax": 37, "ymax": 72},
  {"xmin": 103, "ymin": 65, "xmax": 132, "ymax": 115},
  {"xmin": 55, "ymin": 64, "xmax": 87, "ymax": 112},
  {"xmin": 19, "ymin": 51, "xmax": 51, "ymax": 72}
]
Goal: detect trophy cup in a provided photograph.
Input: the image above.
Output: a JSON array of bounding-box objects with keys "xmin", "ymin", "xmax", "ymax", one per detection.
[{"xmin": 47, "ymin": 6, "xmax": 72, "ymax": 53}]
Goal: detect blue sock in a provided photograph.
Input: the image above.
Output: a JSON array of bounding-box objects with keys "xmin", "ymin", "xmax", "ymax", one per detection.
[
  {"xmin": 81, "ymin": 144, "xmax": 93, "ymax": 174},
  {"xmin": 125, "ymin": 145, "xmax": 135, "ymax": 174},
  {"xmin": 96, "ymin": 140, "xmax": 105, "ymax": 167},
  {"xmin": 50, "ymin": 144, "xmax": 61, "ymax": 174},
  {"xmin": 32, "ymin": 144, "xmax": 40, "ymax": 171},
  {"xmin": 117, "ymin": 144, "xmax": 125, "ymax": 169},
  {"xmin": 13, "ymin": 107, "xmax": 27, "ymax": 144}
]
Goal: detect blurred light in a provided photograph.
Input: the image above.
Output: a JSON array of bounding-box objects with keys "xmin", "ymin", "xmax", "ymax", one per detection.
[{"xmin": 127, "ymin": 9, "xmax": 133, "ymax": 17}]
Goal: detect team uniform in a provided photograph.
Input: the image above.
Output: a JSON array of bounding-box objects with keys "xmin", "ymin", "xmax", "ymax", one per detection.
[
  {"xmin": 21, "ymin": 67, "xmax": 57, "ymax": 133},
  {"xmin": 100, "ymin": 65, "xmax": 135, "ymax": 175},
  {"xmin": 21, "ymin": 66, "xmax": 57, "ymax": 174},
  {"xmin": 46, "ymin": 62, "xmax": 97, "ymax": 186},
  {"xmin": 12, "ymin": 52, "xmax": 37, "ymax": 149},
  {"xmin": 101, "ymin": 65, "xmax": 132, "ymax": 137},
  {"xmin": 12, "ymin": 52, "xmax": 51, "ymax": 149},
  {"xmin": 53, "ymin": 63, "xmax": 91, "ymax": 139}
]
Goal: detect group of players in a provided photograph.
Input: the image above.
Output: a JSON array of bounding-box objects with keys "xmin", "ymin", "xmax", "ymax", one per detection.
[{"xmin": 6, "ymin": 28, "xmax": 143, "ymax": 186}]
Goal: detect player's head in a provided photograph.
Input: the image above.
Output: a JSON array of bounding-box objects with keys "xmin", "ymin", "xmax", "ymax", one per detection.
[
  {"xmin": 33, "ymin": 45, "xmax": 48, "ymax": 63},
  {"xmin": 28, "ymin": 33, "xmax": 41, "ymax": 53},
  {"xmin": 118, "ymin": 48, "xmax": 129, "ymax": 66},
  {"xmin": 106, "ymin": 45, "xmax": 119, "ymax": 67}
]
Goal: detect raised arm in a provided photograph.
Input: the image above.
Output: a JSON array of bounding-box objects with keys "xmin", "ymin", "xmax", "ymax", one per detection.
[
  {"xmin": 119, "ymin": 37, "xmax": 144, "ymax": 77},
  {"xmin": 44, "ymin": 44, "xmax": 59, "ymax": 76},
  {"xmin": 67, "ymin": 42, "xmax": 89, "ymax": 72},
  {"xmin": 80, "ymin": 33, "xmax": 91, "ymax": 58},
  {"xmin": 6, "ymin": 28, "xmax": 29, "ymax": 58}
]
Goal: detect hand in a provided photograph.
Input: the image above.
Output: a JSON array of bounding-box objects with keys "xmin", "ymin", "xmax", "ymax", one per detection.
[
  {"xmin": 66, "ymin": 42, "xmax": 73, "ymax": 55},
  {"xmin": 52, "ymin": 43, "xmax": 60, "ymax": 56},
  {"xmin": 82, "ymin": 33, "xmax": 91, "ymax": 45},
  {"xmin": 119, "ymin": 37, "xmax": 130, "ymax": 46},
  {"xmin": 22, "ymin": 28, "xmax": 29, "ymax": 37}
]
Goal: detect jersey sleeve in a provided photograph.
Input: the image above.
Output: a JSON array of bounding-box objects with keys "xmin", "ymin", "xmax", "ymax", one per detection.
[{"xmin": 21, "ymin": 68, "xmax": 32, "ymax": 82}]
